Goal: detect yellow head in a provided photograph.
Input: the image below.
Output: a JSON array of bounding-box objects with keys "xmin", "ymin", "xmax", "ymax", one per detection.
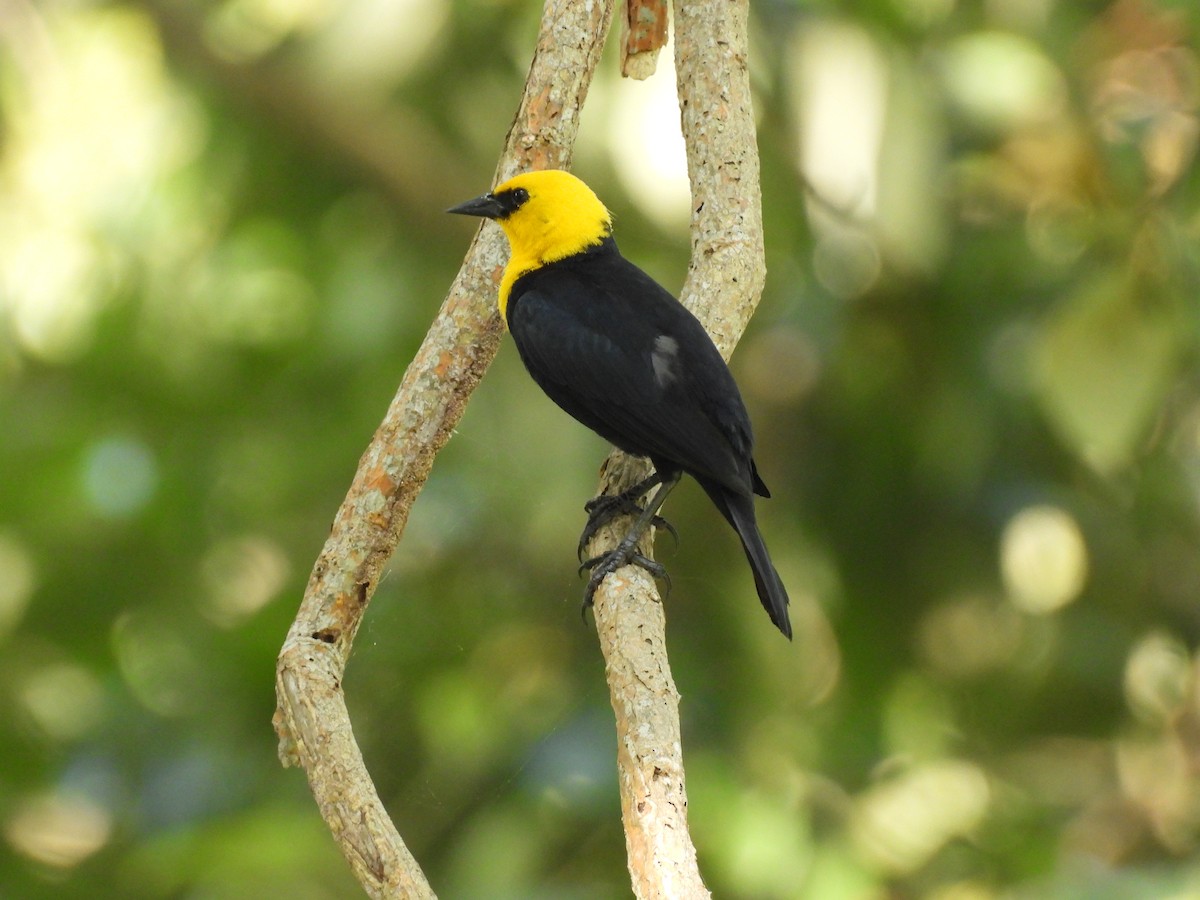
[{"xmin": 447, "ymin": 170, "xmax": 613, "ymax": 318}]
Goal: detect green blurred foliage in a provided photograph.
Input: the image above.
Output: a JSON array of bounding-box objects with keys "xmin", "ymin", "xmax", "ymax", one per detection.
[{"xmin": 2, "ymin": 0, "xmax": 1199, "ymax": 897}]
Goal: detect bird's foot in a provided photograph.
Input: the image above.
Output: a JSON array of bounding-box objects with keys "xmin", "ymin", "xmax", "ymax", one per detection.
[
  {"xmin": 579, "ymin": 549, "xmax": 672, "ymax": 615},
  {"xmin": 578, "ymin": 475, "xmax": 677, "ymax": 561}
]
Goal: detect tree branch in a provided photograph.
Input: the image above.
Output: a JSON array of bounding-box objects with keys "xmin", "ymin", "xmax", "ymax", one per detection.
[
  {"xmin": 672, "ymin": 0, "xmax": 766, "ymax": 352},
  {"xmin": 272, "ymin": 0, "xmax": 614, "ymax": 896},
  {"xmin": 620, "ymin": 0, "xmax": 669, "ymax": 79},
  {"xmin": 586, "ymin": 0, "xmax": 765, "ymax": 896}
]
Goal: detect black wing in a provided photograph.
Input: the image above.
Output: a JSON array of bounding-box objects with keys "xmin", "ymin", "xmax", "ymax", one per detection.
[{"xmin": 507, "ymin": 246, "xmax": 760, "ymax": 497}]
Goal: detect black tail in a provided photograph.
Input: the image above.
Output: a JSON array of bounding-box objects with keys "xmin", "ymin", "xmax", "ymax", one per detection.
[{"xmin": 698, "ymin": 479, "xmax": 792, "ymax": 639}]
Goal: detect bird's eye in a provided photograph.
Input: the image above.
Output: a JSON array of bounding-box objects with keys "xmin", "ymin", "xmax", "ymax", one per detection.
[{"xmin": 493, "ymin": 186, "xmax": 530, "ymax": 219}]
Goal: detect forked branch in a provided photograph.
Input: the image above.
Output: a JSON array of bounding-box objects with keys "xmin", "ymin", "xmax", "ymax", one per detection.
[
  {"xmin": 272, "ymin": 0, "xmax": 613, "ymax": 895},
  {"xmin": 275, "ymin": 0, "xmax": 764, "ymax": 895}
]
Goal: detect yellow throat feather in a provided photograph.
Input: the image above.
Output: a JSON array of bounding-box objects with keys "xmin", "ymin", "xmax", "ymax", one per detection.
[{"xmin": 492, "ymin": 171, "xmax": 613, "ymax": 320}]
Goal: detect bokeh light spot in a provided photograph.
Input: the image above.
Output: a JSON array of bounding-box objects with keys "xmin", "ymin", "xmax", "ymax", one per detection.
[
  {"xmin": 82, "ymin": 435, "xmax": 157, "ymax": 518},
  {"xmin": 4, "ymin": 790, "xmax": 112, "ymax": 869},
  {"xmin": 602, "ymin": 42, "xmax": 690, "ymax": 229},
  {"xmin": 1000, "ymin": 505, "xmax": 1088, "ymax": 614},
  {"xmin": 0, "ymin": 8, "xmax": 203, "ymax": 364},
  {"xmin": 1116, "ymin": 732, "xmax": 1194, "ymax": 852},
  {"xmin": 19, "ymin": 662, "xmax": 107, "ymax": 742},
  {"xmin": 853, "ymin": 760, "xmax": 991, "ymax": 874},
  {"xmin": 201, "ymin": 534, "xmax": 291, "ymax": 628},
  {"xmin": 2, "ymin": 228, "xmax": 102, "ymax": 362},
  {"xmin": 0, "ymin": 532, "xmax": 36, "ymax": 639},
  {"xmin": 1124, "ymin": 631, "xmax": 1191, "ymax": 725},
  {"xmin": 790, "ymin": 21, "xmax": 889, "ymax": 297},
  {"xmin": 792, "ymin": 22, "xmax": 888, "ymax": 219},
  {"xmin": 312, "ymin": 0, "xmax": 450, "ymax": 87},
  {"xmin": 919, "ymin": 593, "xmax": 1025, "ymax": 678},
  {"xmin": 938, "ymin": 31, "xmax": 1067, "ymax": 130}
]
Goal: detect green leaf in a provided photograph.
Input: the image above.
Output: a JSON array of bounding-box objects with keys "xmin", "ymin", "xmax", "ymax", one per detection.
[{"xmin": 1032, "ymin": 270, "xmax": 1180, "ymax": 473}]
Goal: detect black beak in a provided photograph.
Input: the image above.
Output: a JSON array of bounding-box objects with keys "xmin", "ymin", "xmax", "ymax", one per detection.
[{"xmin": 446, "ymin": 193, "xmax": 505, "ymax": 219}]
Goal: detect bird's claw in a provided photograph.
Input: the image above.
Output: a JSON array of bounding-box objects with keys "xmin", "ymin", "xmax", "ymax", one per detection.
[
  {"xmin": 577, "ymin": 492, "xmax": 637, "ymax": 561},
  {"xmin": 579, "ymin": 548, "xmax": 672, "ymax": 614},
  {"xmin": 578, "ymin": 496, "xmax": 677, "ymax": 561},
  {"xmin": 579, "ymin": 550, "xmax": 666, "ymax": 578},
  {"xmin": 652, "ymin": 516, "xmax": 679, "ymax": 554}
]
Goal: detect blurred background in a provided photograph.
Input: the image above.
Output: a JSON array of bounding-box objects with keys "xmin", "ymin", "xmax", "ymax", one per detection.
[{"xmin": 2, "ymin": 0, "xmax": 1199, "ymax": 896}]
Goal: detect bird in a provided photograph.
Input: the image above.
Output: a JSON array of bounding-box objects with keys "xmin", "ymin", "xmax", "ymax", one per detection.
[{"xmin": 448, "ymin": 169, "xmax": 791, "ymax": 638}]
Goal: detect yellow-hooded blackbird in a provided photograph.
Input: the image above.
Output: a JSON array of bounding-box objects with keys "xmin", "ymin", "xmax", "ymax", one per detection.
[{"xmin": 449, "ymin": 170, "xmax": 791, "ymax": 638}]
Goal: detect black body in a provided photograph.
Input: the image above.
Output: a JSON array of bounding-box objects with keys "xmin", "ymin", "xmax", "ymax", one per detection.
[{"xmin": 506, "ymin": 237, "xmax": 792, "ymax": 637}]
